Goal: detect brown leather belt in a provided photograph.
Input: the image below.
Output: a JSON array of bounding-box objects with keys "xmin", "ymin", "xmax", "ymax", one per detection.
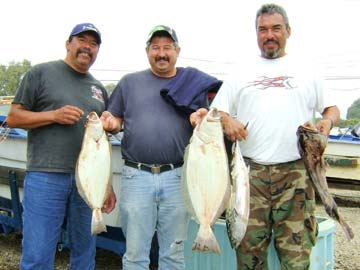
[{"xmin": 124, "ymin": 160, "xmax": 183, "ymax": 174}]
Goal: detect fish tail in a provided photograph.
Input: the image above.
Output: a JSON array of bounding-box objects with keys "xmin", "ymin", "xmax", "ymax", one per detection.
[
  {"xmin": 226, "ymin": 210, "xmax": 247, "ymax": 249},
  {"xmin": 226, "ymin": 208, "xmax": 237, "ymax": 249},
  {"xmin": 226, "ymin": 222, "xmax": 240, "ymax": 249},
  {"xmin": 338, "ymin": 218, "xmax": 355, "ymax": 241},
  {"xmin": 323, "ymin": 200, "xmax": 355, "ymax": 241},
  {"xmin": 91, "ymin": 208, "xmax": 107, "ymax": 234},
  {"xmin": 192, "ymin": 224, "xmax": 221, "ymax": 254}
]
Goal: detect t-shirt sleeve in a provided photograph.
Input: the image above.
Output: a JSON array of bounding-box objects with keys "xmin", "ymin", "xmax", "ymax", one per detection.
[
  {"xmin": 210, "ymin": 78, "xmax": 236, "ymax": 115},
  {"xmin": 107, "ymin": 79, "xmax": 125, "ymax": 118},
  {"xmin": 13, "ymin": 68, "xmax": 41, "ymax": 110}
]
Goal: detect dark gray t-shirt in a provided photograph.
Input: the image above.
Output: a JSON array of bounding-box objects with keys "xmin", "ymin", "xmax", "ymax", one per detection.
[
  {"xmin": 108, "ymin": 69, "xmax": 207, "ymax": 164},
  {"xmin": 13, "ymin": 60, "xmax": 108, "ymax": 173}
]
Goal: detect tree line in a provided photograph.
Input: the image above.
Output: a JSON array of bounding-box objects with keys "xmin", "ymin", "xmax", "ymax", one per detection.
[
  {"xmin": 1, "ymin": 60, "xmax": 359, "ymax": 128},
  {"xmin": 0, "ymin": 60, "xmax": 116, "ymax": 96}
]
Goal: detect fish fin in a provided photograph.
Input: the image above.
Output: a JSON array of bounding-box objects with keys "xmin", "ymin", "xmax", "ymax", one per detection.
[
  {"xmin": 192, "ymin": 224, "xmax": 221, "ymax": 254},
  {"xmin": 226, "ymin": 207, "xmax": 247, "ymax": 249},
  {"xmin": 91, "ymin": 208, "xmax": 107, "ymax": 234},
  {"xmin": 338, "ymin": 216, "xmax": 355, "ymax": 241},
  {"xmin": 303, "ymin": 121, "xmax": 315, "ymax": 129},
  {"xmin": 225, "ymin": 208, "xmax": 237, "ymax": 249},
  {"xmin": 317, "ymin": 190, "xmax": 356, "ymax": 241}
]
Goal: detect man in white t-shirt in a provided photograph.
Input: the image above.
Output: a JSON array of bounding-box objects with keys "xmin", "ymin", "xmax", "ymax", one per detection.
[{"xmin": 191, "ymin": 3, "xmax": 339, "ymax": 270}]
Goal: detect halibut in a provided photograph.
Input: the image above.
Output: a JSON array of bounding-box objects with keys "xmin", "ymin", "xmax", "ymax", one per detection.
[
  {"xmin": 182, "ymin": 108, "xmax": 230, "ymax": 254},
  {"xmin": 76, "ymin": 112, "xmax": 112, "ymax": 234}
]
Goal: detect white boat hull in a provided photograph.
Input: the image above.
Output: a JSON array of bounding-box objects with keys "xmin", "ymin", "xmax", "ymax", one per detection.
[
  {"xmin": 325, "ymin": 139, "xmax": 360, "ymax": 158},
  {"xmin": 324, "ymin": 135, "xmax": 360, "ymax": 181},
  {"xmin": 0, "ymin": 137, "xmax": 27, "ymax": 169}
]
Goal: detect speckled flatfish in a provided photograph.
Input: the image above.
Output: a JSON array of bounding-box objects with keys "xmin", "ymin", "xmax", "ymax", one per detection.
[
  {"xmin": 76, "ymin": 111, "xmax": 112, "ymax": 234},
  {"xmin": 182, "ymin": 108, "xmax": 230, "ymax": 254}
]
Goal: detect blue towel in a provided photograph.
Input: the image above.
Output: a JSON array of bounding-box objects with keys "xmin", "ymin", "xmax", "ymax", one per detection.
[{"xmin": 160, "ymin": 67, "xmax": 222, "ymax": 114}]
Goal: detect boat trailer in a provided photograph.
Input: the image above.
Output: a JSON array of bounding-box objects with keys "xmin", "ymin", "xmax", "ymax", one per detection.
[
  {"xmin": 0, "ymin": 167, "xmax": 23, "ymax": 234},
  {"xmin": 0, "ymin": 165, "xmax": 159, "ymax": 264}
]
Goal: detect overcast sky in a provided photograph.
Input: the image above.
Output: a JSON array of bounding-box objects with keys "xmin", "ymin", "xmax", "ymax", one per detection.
[{"xmin": 1, "ymin": 0, "xmax": 359, "ymax": 118}]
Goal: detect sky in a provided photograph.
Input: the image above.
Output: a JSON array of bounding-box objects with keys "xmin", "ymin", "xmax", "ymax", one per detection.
[{"xmin": 1, "ymin": 0, "xmax": 359, "ymax": 119}]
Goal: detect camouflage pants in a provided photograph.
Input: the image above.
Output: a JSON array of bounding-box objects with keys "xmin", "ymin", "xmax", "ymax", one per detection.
[{"xmin": 236, "ymin": 159, "xmax": 318, "ymax": 270}]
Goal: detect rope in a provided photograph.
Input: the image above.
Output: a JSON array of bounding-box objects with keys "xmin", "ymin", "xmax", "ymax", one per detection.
[{"xmin": 0, "ymin": 120, "xmax": 11, "ymax": 142}]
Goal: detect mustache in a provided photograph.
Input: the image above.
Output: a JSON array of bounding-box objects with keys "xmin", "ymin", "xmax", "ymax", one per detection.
[
  {"xmin": 76, "ymin": 48, "xmax": 93, "ymax": 58},
  {"xmin": 264, "ymin": 39, "xmax": 279, "ymax": 46},
  {"xmin": 155, "ymin": 56, "xmax": 169, "ymax": 62}
]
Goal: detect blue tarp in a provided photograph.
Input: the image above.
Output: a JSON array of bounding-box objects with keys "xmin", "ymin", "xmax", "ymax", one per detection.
[
  {"xmin": 0, "ymin": 115, "xmax": 121, "ymax": 143},
  {"xmin": 0, "ymin": 115, "xmax": 27, "ymax": 139},
  {"xmin": 329, "ymin": 134, "xmax": 360, "ymax": 143}
]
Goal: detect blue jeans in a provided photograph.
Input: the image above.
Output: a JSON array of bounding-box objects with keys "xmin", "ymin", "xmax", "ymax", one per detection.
[
  {"xmin": 20, "ymin": 172, "xmax": 96, "ymax": 270},
  {"xmin": 120, "ymin": 165, "xmax": 190, "ymax": 270}
]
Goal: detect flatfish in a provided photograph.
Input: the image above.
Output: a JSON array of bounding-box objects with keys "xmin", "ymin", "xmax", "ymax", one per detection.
[
  {"xmin": 297, "ymin": 123, "xmax": 354, "ymax": 240},
  {"xmin": 182, "ymin": 108, "xmax": 231, "ymax": 254},
  {"xmin": 226, "ymin": 140, "xmax": 250, "ymax": 249},
  {"xmin": 76, "ymin": 111, "xmax": 112, "ymax": 234}
]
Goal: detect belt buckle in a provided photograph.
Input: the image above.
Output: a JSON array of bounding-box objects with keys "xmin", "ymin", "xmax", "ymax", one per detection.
[{"xmin": 151, "ymin": 166, "xmax": 161, "ymax": 174}]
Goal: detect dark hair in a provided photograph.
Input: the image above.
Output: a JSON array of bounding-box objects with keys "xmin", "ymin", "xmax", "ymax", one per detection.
[
  {"xmin": 255, "ymin": 3, "xmax": 290, "ymax": 29},
  {"xmin": 68, "ymin": 32, "xmax": 101, "ymax": 45}
]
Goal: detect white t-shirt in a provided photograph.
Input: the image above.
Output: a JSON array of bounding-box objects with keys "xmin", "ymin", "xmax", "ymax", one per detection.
[{"xmin": 211, "ymin": 54, "xmax": 334, "ymax": 164}]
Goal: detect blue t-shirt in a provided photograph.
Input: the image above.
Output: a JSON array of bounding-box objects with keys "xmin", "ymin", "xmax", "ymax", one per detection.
[{"xmin": 108, "ymin": 69, "xmax": 207, "ymax": 164}]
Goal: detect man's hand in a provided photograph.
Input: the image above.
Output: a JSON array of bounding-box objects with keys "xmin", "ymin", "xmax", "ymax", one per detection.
[
  {"xmin": 102, "ymin": 186, "xmax": 116, "ymax": 214},
  {"xmin": 53, "ymin": 105, "xmax": 84, "ymax": 125},
  {"xmin": 316, "ymin": 118, "xmax": 333, "ymax": 136},
  {"xmin": 318, "ymin": 105, "xmax": 340, "ymax": 136},
  {"xmin": 221, "ymin": 113, "xmax": 248, "ymax": 142},
  {"xmin": 100, "ymin": 111, "xmax": 122, "ymax": 134},
  {"xmin": 190, "ymin": 108, "xmax": 208, "ymax": 127}
]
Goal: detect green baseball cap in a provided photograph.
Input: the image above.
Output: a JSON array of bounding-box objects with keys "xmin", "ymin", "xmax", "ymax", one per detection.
[{"xmin": 146, "ymin": 25, "xmax": 178, "ymax": 45}]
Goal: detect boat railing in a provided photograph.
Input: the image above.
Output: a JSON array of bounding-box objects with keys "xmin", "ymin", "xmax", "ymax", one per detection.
[
  {"xmin": 339, "ymin": 126, "xmax": 353, "ymax": 140},
  {"xmin": 0, "ymin": 116, "xmax": 27, "ymax": 141},
  {"xmin": 330, "ymin": 123, "xmax": 360, "ymax": 143},
  {"xmin": 329, "ymin": 134, "xmax": 360, "ymax": 143},
  {"xmin": 351, "ymin": 122, "xmax": 360, "ymax": 137},
  {"xmin": 0, "ymin": 116, "xmax": 11, "ymax": 142}
]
